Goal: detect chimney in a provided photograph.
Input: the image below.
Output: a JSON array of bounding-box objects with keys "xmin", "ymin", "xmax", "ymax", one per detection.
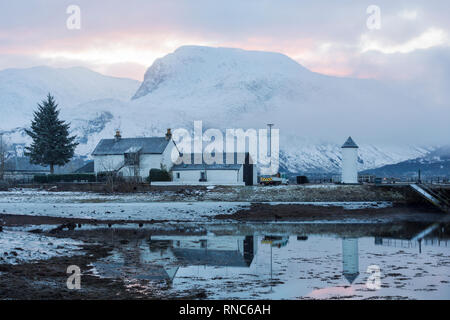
[
  {"xmin": 115, "ymin": 130, "xmax": 121, "ymax": 142},
  {"xmin": 165, "ymin": 128, "xmax": 172, "ymax": 140}
]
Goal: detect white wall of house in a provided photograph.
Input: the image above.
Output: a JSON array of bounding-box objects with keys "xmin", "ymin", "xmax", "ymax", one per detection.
[
  {"xmin": 138, "ymin": 154, "xmax": 164, "ymax": 178},
  {"xmin": 138, "ymin": 141, "xmax": 176, "ymax": 177},
  {"xmin": 173, "ymin": 168, "xmax": 243, "ymax": 184},
  {"xmin": 94, "ymin": 153, "xmax": 164, "ymax": 179},
  {"xmin": 172, "ymin": 170, "xmax": 201, "ymax": 182},
  {"xmin": 93, "ymin": 140, "xmax": 176, "ymax": 179},
  {"xmin": 161, "ymin": 141, "xmax": 177, "ymax": 171},
  {"xmin": 208, "ymin": 169, "xmax": 242, "ymax": 183},
  {"xmin": 94, "ymin": 144, "xmax": 257, "ymax": 185},
  {"xmin": 93, "ymin": 155, "xmax": 123, "ymax": 174}
]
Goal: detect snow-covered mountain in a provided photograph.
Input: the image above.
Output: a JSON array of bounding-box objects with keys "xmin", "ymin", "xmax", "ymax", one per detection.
[
  {"xmin": 280, "ymin": 142, "xmax": 432, "ymax": 174},
  {"xmin": 0, "ymin": 46, "xmax": 443, "ymax": 173},
  {"xmin": 362, "ymin": 146, "xmax": 450, "ymax": 178},
  {"xmin": 0, "ymin": 66, "xmax": 139, "ymax": 129},
  {"xmin": 0, "ymin": 66, "xmax": 139, "ymax": 155}
]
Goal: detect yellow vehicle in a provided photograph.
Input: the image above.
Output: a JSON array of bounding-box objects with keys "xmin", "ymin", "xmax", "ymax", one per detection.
[{"xmin": 260, "ymin": 173, "xmax": 289, "ymax": 185}]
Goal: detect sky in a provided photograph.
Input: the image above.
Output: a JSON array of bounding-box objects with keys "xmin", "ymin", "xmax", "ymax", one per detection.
[{"xmin": 0, "ymin": 0, "xmax": 449, "ymax": 81}]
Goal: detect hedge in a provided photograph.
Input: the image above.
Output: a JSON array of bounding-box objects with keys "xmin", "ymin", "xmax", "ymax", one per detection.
[
  {"xmin": 33, "ymin": 173, "xmax": 96, "ymax": 183},
  {"xmin": 95, "ymin": 171, "xmax": 129, "ymax": 183},
  {"xmin": 147, "ymin": 169, "xmax": 171, "ymax": 182},
  {"xmin": 0, "ymin": 180, "xmax": 9, "ymax": 191}
]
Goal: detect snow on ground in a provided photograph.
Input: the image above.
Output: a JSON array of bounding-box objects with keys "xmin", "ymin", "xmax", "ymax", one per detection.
[
  {"xmin": 0, "ymin": 189, "xmax": 392, "ymax": 222},
  {"xmin": 302, "ymin": 184, "xmax": 339, "ymax": 189},
  {"xmin": 0, "ymin": 189, "xmax": 174, "ymax": 203},
  {"xmin": 0, "ymin": 201, "xmax": 250, "ymax": 222},
  {"xmin": 0, "ymin": 229, "xmax": 83, "ymax": 264}
]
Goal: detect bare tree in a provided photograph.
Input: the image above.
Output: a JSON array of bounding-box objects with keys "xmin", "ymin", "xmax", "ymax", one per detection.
[{"xmin": 97, "ymin": 157, "xmax": 125, "ymax": 192}]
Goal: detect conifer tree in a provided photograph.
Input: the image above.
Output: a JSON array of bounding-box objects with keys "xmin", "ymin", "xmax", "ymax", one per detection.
[{"xmin": 25, "ymin": 94, "xmax": 78, "ymax": 174}]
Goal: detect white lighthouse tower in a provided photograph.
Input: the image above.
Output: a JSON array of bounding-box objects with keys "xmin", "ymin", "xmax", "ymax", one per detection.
[
  {"xmin": 342, "ymin": 238, "xmax": 359, "ymax": 284},
  {"xmin": 341, "ymin": 136, "xmax": 359, "ymax": 184}
]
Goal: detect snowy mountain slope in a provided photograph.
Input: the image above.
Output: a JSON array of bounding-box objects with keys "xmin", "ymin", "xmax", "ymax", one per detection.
[
  {"xmin": 361, "ymin": 146, "xmax": 450, "ymax": 177},
  {"xmin": 128, "ymin": 46, "xmax": 440, "ymax": 143},
  {"xmin": 0, "ymin": 66, "xmax": 140, "ymax": 129},
  {"xmin": 0, "ymin": 46, "xmax": 443, "ymax": 173},
  {"xmin": 280, "ymin": 142, "xmax": 432, "ymax": 174},
  {"xmin": 121, "ymin": 46, "xmax": 438, "ymax": 173}
]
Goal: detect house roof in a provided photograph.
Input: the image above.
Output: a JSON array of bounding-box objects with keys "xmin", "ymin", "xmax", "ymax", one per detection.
[
  {"xmin": 4, "ymin": 157, "xmax": 50, "ymax": 172},
  {"xmin": 343, "ymin": 272, "xmax": 359, "ymax": 284},
  {"xmin": 341, "ymin": 136, "xmax": 359, "ymax": 148},
  {"xmin": 74, "ymin": 161, "xmax": 94, "ymax": 173},
  {"xmin": 92, "ymin": 137, "xmax": 170, "ymax": 156},
  {"xmin": 171, "ymin": 152, "xmax": 250, "ymax": 171}
]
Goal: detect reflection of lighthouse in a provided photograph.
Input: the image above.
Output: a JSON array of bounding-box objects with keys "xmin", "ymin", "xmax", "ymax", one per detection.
[{"xmin": 342, "ymin": 238, "xmax": 359, "ymax": 284}]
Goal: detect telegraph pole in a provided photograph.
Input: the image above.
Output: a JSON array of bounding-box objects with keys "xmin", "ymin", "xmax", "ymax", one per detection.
[
  {"xmin": 0, "ymin": 133, "xmax": 4, "ymax": 180},
  {"xmin": 267, "ymin": 123, "xmax": 274, "ymax": 158}
]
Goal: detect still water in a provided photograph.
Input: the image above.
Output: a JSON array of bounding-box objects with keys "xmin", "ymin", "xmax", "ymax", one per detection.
[{"xmin": 92, "ymin": 224, "xmax": 450, "ymax": 300}]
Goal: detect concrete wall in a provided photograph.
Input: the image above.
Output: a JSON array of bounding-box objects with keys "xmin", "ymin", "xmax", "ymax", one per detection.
[{"xmin": 341, "ymin": 148, "xmax": 358, "ymax": 184}]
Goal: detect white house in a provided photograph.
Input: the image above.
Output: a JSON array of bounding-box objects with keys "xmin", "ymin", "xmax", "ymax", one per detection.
[
  {"xmin": 341, "ymin": 136, "xmax": 359, "ymax": 184},
  {"xmin": 92, "ymin": 131, "xmax": 258, "ymax": 185},
  {"xmin": 171, "ymin": 152, "xmax": 257, "ymax": 186},
  {"xmin": 92, "ymin": 130, "xmax": 177, "ymax": 179}
]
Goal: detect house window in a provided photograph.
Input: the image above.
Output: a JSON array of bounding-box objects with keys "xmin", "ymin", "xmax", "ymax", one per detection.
[
  {"xmin": 176, "ymin": 172, "xmax": 180, "ymax": 179},
  {"xmin": 124, "ymin": 152, "xmax": 139, "ymax": 166},
  {"xmin": 200, "ymin": 171, "xmax": 206, "ymax": 181}
]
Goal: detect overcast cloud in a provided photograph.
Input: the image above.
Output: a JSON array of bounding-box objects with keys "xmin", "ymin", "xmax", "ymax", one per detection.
[{"xmin": 0, "ymin": 0, "xmax": 448, "ymax": 81}]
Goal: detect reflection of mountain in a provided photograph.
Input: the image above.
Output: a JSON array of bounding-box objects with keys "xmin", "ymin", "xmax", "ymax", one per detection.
[{"xmin": 342, "ymin": 238, "xmax": 359, "ymax": 284}]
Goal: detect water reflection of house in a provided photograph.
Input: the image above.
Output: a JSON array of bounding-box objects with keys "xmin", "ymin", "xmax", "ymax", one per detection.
[
  {"xmin": 342, "ymin": 238, "xmax": 359, "ymax": 284},
  {"xmin": 141, "ymin": 235, "xmax": 257, "ymax": 279}
]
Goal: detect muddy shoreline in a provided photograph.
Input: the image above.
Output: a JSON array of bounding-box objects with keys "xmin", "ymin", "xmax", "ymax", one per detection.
[
  {"xmin": 215, "ymin": 202, "xmax": 445, "ymax": 223},
  {"xmin": 0, "ymin": 243, "xmax": 206, "ymax": 300},
  {"xmin": 0, "ymin": 213, "xmax": 175, "ymax": 227}
]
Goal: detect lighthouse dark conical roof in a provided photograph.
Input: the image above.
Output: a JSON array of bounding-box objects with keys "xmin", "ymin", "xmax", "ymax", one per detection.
[
  {"xmin": 341, "ymin": 136, "xmax": 358, "ymax": 148},
  {"xmin": 343, "ymin": 272, "xmax": 359, "ymax": 284}
]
